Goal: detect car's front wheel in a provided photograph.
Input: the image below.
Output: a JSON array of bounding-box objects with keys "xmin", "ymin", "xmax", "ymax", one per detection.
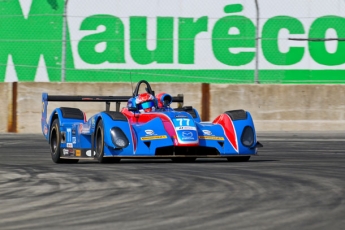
[
  {"xmin": 95, "ymin": 120, "xmax": 120, "ymax": 163},
  {"xmin": 95, "ymin": 120, "xmax": 106, "ymax": 163}
]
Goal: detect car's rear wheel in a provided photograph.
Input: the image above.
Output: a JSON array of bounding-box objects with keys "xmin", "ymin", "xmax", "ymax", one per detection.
[
  {"xmin": 50, "ymin": 118, "xmax": 78, "ymax": 164},
  {"xmin": 227, "ymin": 156, "xmax": 251, "ymax": 162}
]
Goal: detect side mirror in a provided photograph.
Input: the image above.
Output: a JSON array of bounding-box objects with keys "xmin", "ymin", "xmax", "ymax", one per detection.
[{"xmin": 163, "ymin": 99, "xmax": 170, "ymax": 107}]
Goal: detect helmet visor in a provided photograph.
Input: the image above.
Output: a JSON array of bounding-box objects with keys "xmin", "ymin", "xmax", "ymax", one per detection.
[{"xmin": 139, "ymin": 101, "xmax": 155, "ymax": 110}]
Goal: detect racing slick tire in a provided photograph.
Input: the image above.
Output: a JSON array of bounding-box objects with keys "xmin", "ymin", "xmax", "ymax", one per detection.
[
  {"xmin": 171, "ymin": 157, "xmax": 197, "ymax": 163},
  {"xmin": 95, "ymin": 120, "xmax": 120, "ymax": 164},
  {"xmin": 50, "ymin": 118, "xmax": 79, "ymax": 164},
  {"xmin": 227, "ymin": 156, "xmax": 251, "ymax": 162}
]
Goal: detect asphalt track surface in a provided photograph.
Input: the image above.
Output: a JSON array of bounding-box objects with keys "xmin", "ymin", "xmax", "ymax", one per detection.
[{"xmin": 1, "ymin": 133, "xmax": 345, "ymax": 230}]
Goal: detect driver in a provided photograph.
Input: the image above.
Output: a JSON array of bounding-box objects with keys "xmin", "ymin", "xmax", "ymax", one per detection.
[{"xmin": 135, "ymin": 93, "xmax": 156, "ymax": 113}]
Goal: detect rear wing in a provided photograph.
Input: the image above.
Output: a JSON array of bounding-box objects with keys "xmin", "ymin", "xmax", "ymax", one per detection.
[{"xmin": 42, "ymin": 93, "xmax": 184, "ymax": 113}]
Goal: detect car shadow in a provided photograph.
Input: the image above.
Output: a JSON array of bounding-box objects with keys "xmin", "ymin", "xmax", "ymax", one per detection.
[{"xmin": 77, "ymin": 159, "xmax": 278, "ymax": 164}]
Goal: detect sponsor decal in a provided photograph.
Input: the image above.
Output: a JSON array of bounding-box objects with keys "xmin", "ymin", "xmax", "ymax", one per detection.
[
  {"xmin": 202, "ymin": 130, "xmax": 212, "ymax": 135},
  {"xmin": 182, "ymin": 131, "xmax": 193, "ymax": 137},
  {"xmin": 66, "ymin": 128, "xmax": 72, "ymax": 142},
  {"xmin": 75, "ymin": 149, "xmax": 81, "ymax": 157},
  {"xmin": 63, "ymin": 149, "xmax": 69, "ymax": 155},
  {"xmin": 145, "ymin": 129, "xmax": 155, "ymax": 135},
  {"xmin": 86, "ymin": 150, "xmax": 94, "ymax": 157},
  {"xmin": 42, "ymin": 102, "xmax": 45, "ymax": 113},
  {"xmin": 175, "ymin": 126, "xmax": 197, "ymax": 130},
  {"xmin": 79, "ymin": 123, "xmax": 91, "ymax": 134},
  {"xmin": 72, "ymin": 129, "xmax": 76, "ymax": 135},
  {"xmin": 181, "ymin": 131, "xmax": 195, "ymax": 140},
  {"xmin": 67, "ymin": 143, "xmax": 73, "ymax": 148},
  {"xmin": 1, "ymin": 0, "xmax": 345, "ymax": 84},
  {"xmin": 199, "ymin": 136, "xmax": 224, "ymax": 140},
  {"xmin": 43, "ymin": 125, "xmax": 48, "ymax": 135},
  {"xmin": 175, "ymin": 115, "xmax": 188, "ymax": 118},
  {"xmin": 141, "ymin": 135, "xmax": 167, "ymax": 141},
  {"xmin": 72, "ymin": 137, "xmax": 76, "ymax": 144}
]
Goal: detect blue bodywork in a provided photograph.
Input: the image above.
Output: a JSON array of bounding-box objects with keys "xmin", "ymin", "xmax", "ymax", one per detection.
[{"xmin": 41, "ymin": 88, "xmax": 261, "ymax": 162}]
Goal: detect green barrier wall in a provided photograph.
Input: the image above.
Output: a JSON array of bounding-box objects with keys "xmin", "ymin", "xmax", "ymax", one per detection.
[{"xmin": 1, "ymin": 0, "xmax": 345, "ymax": 83}]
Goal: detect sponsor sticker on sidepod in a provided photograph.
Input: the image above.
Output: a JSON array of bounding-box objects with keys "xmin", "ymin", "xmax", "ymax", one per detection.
[
  {"xmin": 202, "ymin": 130, "xmax": 212, "ymax": 135},
  {"xmin": 141, "ymin": 135, "xmax": 167, "ymax": 141},
  {"xmin": 145, "ymin": 130, "xmax": 155, "ymax": 135},
  {"xmin": 175, "ymin": 126, "xmax": 197, "ymax": 131}
]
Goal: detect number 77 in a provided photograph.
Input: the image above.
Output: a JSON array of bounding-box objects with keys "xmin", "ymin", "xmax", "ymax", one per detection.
[{"xmin": 176, "ymin": 119, "xmax": 190, "ymax": 126}]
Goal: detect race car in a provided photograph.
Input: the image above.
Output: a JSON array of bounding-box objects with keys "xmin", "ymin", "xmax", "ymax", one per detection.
[{"xmin": 41, "ymin": 80, "xmax": 262, "ymax": 163}]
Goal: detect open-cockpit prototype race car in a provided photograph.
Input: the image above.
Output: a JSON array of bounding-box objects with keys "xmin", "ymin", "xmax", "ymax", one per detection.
[{"xmin": 41, "ymin": 80, "xmax": 262, "ymax": 163}]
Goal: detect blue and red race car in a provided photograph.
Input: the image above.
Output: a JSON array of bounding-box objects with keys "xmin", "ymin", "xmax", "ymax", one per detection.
[{"xmin": 41, "ymin": 80, "xmax": 262, "ymax": 163}]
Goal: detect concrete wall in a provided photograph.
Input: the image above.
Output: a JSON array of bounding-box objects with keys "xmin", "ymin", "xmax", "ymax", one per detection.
[
  {"xmin": 0, "ymin": 83, "xmax": 11, "ymax": 133},
  {"xmin": 17, "ymin": 83, "xmax": 201, "ymax": 133},
  {"xmin": 1, "ymin": 83, "xmax": 345, "ymax": 133},
  {"xmin": 211, "ymin": 84, "xmax": 345, "ymax": 131}
]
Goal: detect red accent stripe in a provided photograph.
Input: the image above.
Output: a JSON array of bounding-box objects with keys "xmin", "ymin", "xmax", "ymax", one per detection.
[
  {"xmin": 122, "ymin": 109, "xmax": 197, "ymax": 146},
  {"xmin": 130, "ymin": 126, "xmax": 137, "ymax": 152},
  {"xmin": 213, "ymin": 114, "xmax": 238, "ymax": 152},
  {"xmin": 83, "ymin": 112, "xmax": 87, "ymax": 123}
]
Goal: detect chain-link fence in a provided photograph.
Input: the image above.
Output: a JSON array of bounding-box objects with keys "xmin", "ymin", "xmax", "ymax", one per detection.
[{"xmin": 1, "ymin": 0, "xmax": 345, "ymax": 83}]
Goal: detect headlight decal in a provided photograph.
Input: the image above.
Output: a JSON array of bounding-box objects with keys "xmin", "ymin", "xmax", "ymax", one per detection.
[
  {"xmin": 111, "ymin": 127, "xmax": 129, "ymax": 149},
  {"xmin": 241, "ymin": 126, "xmax": 254, "ymax": 147}
]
